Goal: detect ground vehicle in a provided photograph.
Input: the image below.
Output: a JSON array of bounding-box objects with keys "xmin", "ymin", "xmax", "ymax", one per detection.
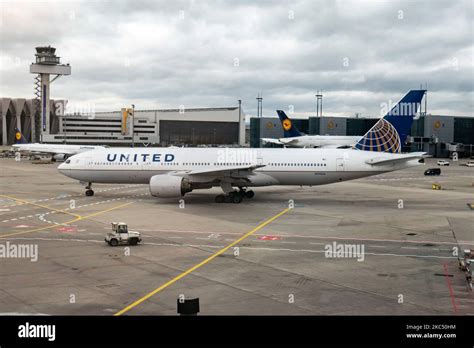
[
  {"xmin": 465, "ymin": 161, "xmax": 474, "ymax": 167},
  {"xmin": 105, "ymin": 222, "xmax": 141, "ymax": 246},
  {"xmin": 437, "ymin": 160, "xmax": 450, "ymax": 166},
  {"xmin": 424, "ymin": 168, "xmax": 441, "ymax": 176}
]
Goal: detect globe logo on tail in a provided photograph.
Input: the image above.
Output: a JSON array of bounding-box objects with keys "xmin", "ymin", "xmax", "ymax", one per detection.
[{"xmin": 354, "ymin": 119, "xmax": 401, "ymax": 153}]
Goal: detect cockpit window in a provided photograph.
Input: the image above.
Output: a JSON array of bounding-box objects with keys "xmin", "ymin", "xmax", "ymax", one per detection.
[{"xmin": 65, "ymin": 159, "xmax": 71, "ymax": 164}]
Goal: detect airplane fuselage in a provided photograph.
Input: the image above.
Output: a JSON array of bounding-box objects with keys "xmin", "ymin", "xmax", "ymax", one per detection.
[
  {"xmin": 279, "ymin": 135, "xmax": 362, "ymax": 148},
  {"xmin": 59, "ymin": 147, "xmax": 422, "ymax": 188}
]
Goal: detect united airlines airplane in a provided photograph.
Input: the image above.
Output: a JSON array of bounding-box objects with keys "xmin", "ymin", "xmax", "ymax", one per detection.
[
  {"xmin": 262, "ymin": 110, "xmax": 362, "ymax": 148},
  {"xmin": 58, "ymin": 90, "xmax": 426, "ymax": 203}
]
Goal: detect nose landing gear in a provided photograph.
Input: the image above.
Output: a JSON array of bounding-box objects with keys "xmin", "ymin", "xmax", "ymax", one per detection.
[{"xmin": 85, "ymin": 182, "xmax": 94, "ymax": 197}]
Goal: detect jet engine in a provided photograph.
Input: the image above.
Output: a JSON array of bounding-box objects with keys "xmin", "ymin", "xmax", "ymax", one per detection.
[
  {"xmin": 52, "ymin": 154, "xmax": 68, "ymax": 162},
  {"xmin": 149, "ymin": 175, "xmax": 192, "ymax": 197}
]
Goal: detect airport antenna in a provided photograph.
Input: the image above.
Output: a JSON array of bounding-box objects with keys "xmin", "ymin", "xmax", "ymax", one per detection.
[{"xmin": 30, "ymin": 46, "xmax": 71, "ymax": 143}]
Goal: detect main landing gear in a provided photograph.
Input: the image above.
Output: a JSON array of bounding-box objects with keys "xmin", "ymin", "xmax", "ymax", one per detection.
[
  {"xmin": 85, "ymin": 182, "xmax": 94, "ymax": 197},
  {"xmin": 214, "ymin": 188, "xmax": 255, "ymax": 204}
]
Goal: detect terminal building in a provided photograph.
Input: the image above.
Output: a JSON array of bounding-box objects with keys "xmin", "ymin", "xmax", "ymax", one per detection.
[
  {"xmin": 251, "ymin": 114, "xmax": 474, "ymax": 158},
  {"xmin": 0, "ymin": 46, "xmax": 246, "ymax": 147},
  {"xmin": 0, "ymin": 97, "xmax": 245, "ymax": 147}
]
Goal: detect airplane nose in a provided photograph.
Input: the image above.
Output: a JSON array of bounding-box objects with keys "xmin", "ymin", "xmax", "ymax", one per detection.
[{"xmin": 57, "ymin": 162, "xmax": 66, "ymax": 172}]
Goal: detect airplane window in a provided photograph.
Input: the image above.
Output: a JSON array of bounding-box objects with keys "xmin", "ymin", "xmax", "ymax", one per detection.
[{"xmin": 65, "ymin": 160, "xmax": 71, "ymax": 164}]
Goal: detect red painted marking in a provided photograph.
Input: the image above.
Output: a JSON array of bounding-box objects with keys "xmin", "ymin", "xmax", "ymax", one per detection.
[
  {"xmin": 258, "ymin": 235, "xmax": 281, "ymax": 241},
  {"xmin": 56, "ymin": 226, "xmax": 76, "ymax": 233},
  {"xmin": 443, "ymin": 263, "xmax": 458, "ymax": 313}
]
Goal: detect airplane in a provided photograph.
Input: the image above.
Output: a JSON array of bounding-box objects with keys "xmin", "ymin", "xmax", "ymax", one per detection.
[
  {"xmin": 11, "ymin": 128, "xmax": 107, "ymax": 162},
  {"xmin": 58, "ymin": 90, "xmax": 426, "ymax": 203},
  {"xmin": 261, "ymin": 110, "xmax": 362, "ymax": 148}
]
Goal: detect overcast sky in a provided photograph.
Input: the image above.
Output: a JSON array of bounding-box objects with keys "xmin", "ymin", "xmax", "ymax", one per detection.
[{"xmin": 0, "ymin": 0, "xmax": 472, "ymax": 118}]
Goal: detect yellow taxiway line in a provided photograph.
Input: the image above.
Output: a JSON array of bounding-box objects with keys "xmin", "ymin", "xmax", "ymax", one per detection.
[
  {"xmin": 114, "ymin": 207, "xmax": 291, "ymax": 316},
  {"xmin": 0, "ymin": 202, "xmax": 133, "ymax": 239}
]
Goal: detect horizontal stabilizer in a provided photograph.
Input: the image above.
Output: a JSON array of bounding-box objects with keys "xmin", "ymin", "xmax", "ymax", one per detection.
[{"xmin": 365, "ymin": 152, "xmax": 426, "ymax": 166}]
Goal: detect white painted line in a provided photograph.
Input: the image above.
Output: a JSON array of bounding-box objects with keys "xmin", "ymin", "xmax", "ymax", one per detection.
[
  {"xmin": 136, "ymin": 228, "xmax": 473, "ymax": 246},
  {"xmin": 2, "ymin": 237, "xmax": 459, "ymax": 259}
]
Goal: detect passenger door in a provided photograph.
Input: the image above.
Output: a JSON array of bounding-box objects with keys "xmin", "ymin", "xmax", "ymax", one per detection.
[{"xmin": 336, "ymin": 158, "xmax": 345, "ymax": 171}]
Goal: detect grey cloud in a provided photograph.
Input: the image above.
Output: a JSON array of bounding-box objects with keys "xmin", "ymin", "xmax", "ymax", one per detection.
[{"xmin": 0, "ymin": 0, "xmax": 472, "ymax": 116}]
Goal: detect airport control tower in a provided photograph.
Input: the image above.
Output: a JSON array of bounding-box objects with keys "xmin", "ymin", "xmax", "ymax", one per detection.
[{"xmin": 30, "ymin": 46, "xmax": 71, "ymax": 142}]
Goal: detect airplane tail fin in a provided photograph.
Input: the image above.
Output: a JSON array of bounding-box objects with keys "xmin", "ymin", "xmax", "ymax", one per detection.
[
  {"xmin": 14, "ymin": 128, "xmax": 28, "ymax": 144},
  {"xmin": 354, "ymin": 90, "xmax": 426, "ymax": 153},
  {"xmin": 276, "ymin": 110, "xmax": 302, "ymax": 138}
]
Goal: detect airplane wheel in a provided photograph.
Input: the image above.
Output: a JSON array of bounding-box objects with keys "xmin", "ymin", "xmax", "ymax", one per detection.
[
  {"xmin": 245, "ymin": 190, "xmax": 255, "ymax": 199},
  {"xmin": 232, "ymin": 194, "xmax": 243, "ymax": 204},
  {"xmin": 85, "ymin": 189, "xmax": 94, "ymax": 197},
  {"xmin": 215, "ymin": 195, "xmax": 225, "ymax": 203}
]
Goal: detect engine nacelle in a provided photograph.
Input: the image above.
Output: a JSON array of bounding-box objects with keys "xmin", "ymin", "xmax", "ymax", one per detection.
[
  {"xmin": 52, "ymin": 153, "xmax": 68, "ymax": 161},
  {"xmin": 149, "ymin": 174, "xmax": 192, "ymax": 198}
]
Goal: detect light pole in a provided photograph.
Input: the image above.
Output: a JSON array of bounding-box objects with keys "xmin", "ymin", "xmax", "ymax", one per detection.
[{"xmin": 131, "ymin": 104, "xmax": 135, "ymax": 148}]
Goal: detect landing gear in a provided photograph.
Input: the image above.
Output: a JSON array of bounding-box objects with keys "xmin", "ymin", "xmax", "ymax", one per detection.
[
  {"xmin": 231, "ymin": 193, "xmax": 243, "ymax": 204},
  {"xmin": 214, "ymin": 188, "xmax": 254, "ymax": 204},
  {"xmin": 245, "ymin": 190, "xmax": 255, "ymax": 199},
  {"xmin": 85, "ymin": 182, "xmax": 94, "ymax": 197}
]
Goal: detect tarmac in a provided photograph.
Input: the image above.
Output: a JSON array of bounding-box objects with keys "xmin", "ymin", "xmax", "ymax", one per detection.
[{"xmin": 0, "ymin": 154, "xmax": 473, "ymax": 315}]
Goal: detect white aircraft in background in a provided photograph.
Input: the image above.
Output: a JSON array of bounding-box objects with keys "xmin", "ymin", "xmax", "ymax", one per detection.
[
  {"xmin": 12, "ymin": 128, "xmax": 106, "ymax": 161},
  {"xmin": 261, "ymin": 110, "xmax": 362, "ymax": 148},
  {"xmin": 58, "ymin": 90, "xmax": 426, "ymax": 203}
]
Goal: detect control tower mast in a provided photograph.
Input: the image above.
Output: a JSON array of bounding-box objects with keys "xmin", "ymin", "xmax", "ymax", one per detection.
[{"xmin": 30, "ymin": 46, "xmax": 71, "ymax": 142}]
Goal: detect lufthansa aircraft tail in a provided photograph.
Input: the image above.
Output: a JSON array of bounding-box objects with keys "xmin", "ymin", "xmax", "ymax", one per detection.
[
  {"xmin": 354, "ymin": 90, "xmax": 426, "ymax": 153},
  {"xmin": 14, "ymin": 128, "xmax": 28, "ymax": 144},
  {"xmin": 276, "ymin": 110, "xmax": 303, "ymax": 138}
]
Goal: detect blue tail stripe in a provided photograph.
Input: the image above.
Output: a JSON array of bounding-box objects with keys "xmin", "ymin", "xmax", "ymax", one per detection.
[{"xmin": 276, "ymin": 110, "xmax": 302, "ymax": 138}]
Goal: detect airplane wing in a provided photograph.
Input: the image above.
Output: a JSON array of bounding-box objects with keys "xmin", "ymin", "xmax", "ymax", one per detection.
[
  {"xmin": 175, "ymin": 164, "xmax": 266, "ymax": 177},
  {"xmin": 12, "ymin": 144, "xmax": 79, "ymax": 156},
  {"xmin": 42, "ymin": 149, "xmax": 79, "ymax": 155},
  {"xmin": 261, "ymin": 138, "xmax": 284, "ymax": 145},
  {"xmin": 365, "ymin": 152, "xmax": 426, "ymax": 166},
  {"xmin": 318, "ymin": 145, "xmax": 339, "ymax": 149},
  {"xmin": 278, "ymin": 138, "xmax": 299, "ymax": 146}
]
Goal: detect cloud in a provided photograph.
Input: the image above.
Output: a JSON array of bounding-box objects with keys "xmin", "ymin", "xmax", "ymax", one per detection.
[{"xmin": 0, "ymin": 0, "xmax": 472, "ymax": 117}]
